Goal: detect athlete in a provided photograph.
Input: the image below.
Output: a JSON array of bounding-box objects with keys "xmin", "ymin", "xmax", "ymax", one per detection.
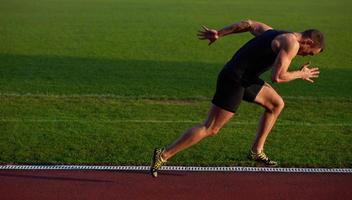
[{"xmin": 150, "ymin": 19, "xmax": 324, "ymax": 177}]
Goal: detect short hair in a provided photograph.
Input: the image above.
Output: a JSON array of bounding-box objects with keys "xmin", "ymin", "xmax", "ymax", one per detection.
[{"xmin": 301, "ymin": 29, "xmax": 325, "ymax": 52}]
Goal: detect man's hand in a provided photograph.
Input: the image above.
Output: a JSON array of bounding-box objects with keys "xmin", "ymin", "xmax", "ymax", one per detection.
[
  {"xmin": 197, "ymin": 25, "xmax": 219, "ymax": 46},
  {"xmin": 300, "ymin": 62, "xmax": 320, "ymax": 83}
]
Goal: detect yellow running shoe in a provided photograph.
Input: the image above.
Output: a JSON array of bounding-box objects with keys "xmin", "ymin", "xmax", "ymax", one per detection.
[
  {"xmin": 248, "ymin": 150, "xmax": 278, "ymax": 167},
  {"xmin": 150, "ymin": 148, "xmax": 167, "ymax": 178}
]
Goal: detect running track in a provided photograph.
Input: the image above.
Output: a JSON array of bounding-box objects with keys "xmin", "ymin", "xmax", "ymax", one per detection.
[{"xmin": 0, "ymin": 170, "xmax": 351, "ymax": 200}]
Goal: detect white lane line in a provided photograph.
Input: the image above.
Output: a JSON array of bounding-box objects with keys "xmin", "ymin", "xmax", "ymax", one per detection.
[
  {"xmin": 1, "ymin": 119, "xmax": 352, "ymax": 126},
  {"xmin": 0, "ymin": 165, "xmax": 351, "ymax": 173},
  {"xmin": 1, "ymin": 93, "xmax": 351, "ymax": 101}
]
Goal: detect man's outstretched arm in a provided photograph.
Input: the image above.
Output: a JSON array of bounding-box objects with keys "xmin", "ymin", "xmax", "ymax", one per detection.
[
  {"xmin": 217, "ymin": 19, "xmax": 273, "ymax": 37},
  {"xmin": 197, "ymin": 19, "xmax": 272, "ymax": 45}
]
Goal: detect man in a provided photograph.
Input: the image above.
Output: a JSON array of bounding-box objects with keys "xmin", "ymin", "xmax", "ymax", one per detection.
[{"xmin": 150, "ymin": 19, "xmax": 324, "ymax": 177}]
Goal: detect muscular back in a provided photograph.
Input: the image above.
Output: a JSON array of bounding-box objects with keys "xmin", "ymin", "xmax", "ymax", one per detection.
[{"xmin": 224, "ymin": 29, "xmax": 290, "ymax": 83}]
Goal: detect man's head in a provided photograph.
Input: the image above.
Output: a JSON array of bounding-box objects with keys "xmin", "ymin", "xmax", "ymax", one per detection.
[{"xmin": 298, "ymin": 29, "xmax": 325, "ymax": 56}]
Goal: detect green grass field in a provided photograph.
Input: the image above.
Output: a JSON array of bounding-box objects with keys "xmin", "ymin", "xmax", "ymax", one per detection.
[{"xmin": 1, "ymin": 0, "xmax": 351, "ymax": 167}]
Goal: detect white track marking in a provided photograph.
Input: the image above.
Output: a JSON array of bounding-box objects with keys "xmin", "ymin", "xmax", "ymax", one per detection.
[
  {"xmin": 1, "ymin": 119, "xmax": 352, "ymax": 126},
  {"xmin": 1, "ymin": 93, "xmax": 351, "ymax": 101},
  {"xmin": 0, "ymin": 165, "xmax": 351, "ymax": 173}
]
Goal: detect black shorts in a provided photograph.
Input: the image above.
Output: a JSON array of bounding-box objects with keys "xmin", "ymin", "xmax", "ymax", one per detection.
[{"xmin": 211, "ymin": 69, "xmax": 265, "ymax": 113}]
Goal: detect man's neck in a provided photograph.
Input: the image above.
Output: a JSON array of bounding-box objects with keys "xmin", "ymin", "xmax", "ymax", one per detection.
[{"xmin": 293, "ymin": 32, "xmax": 303, "ymax": 42}]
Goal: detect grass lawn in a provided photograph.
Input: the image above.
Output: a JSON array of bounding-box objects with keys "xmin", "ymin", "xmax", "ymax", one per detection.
[{"xmin": 1, "ymin": 95, "xmax": 351, "ymax": 167}]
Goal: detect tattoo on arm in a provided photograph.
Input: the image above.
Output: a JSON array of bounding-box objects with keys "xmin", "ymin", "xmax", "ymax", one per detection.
[{"xmin": 217, "ymin": 20, "xmax": 252, "ymax": 37}]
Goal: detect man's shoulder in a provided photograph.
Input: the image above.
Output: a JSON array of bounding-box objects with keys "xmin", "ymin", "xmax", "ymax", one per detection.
[
  {"xmin": 279, "ymin": 37, "xmax": 300, "ymax": 59},
  {"xmin": 275, "ymin": 33, "xmax": 299, "ymax": 49},
  {"xmin": 274, "ymin": 31, "xmax": 295, "ymax": 39}
]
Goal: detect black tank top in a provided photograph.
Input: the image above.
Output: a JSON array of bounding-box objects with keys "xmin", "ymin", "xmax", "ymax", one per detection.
[{"xmin": 224, "ymin": 29, "xmax": 288, "ymax": 84}]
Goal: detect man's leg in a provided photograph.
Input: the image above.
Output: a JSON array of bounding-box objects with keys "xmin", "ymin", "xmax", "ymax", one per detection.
[
  {"xmin": 251, "ymin": 83, "xmax": 284, "ymax": 153},
  {"xmin": 161, "ymin": 104, "xmax": 234, "ymax": 160},
  {"xmin": 150, "ymin": 104, "xmax": 233, "ymax": 177}
]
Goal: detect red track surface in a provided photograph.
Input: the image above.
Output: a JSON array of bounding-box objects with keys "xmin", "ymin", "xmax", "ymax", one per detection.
[{"xmin": 0, "ymin": 170, "xmax": 351, "ymax": 200}]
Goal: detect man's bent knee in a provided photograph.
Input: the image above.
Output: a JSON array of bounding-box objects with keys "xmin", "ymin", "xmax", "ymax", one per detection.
[
  {"xmin": 278, "ymin": 99, "xmax": 285, "ymax": 111},
  {"xmin": 265, "ymin": 98, "xmax": 285, "ymax": 114},
  {"xmin": 270, "ymin": 98, "xmax": 285, "ymax": 114},
  {"xmin": 276, "ymin": 98, "xmax": 285, "ymax": 112}
]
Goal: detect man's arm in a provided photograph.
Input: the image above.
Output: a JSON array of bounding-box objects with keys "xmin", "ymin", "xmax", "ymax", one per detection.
[
  {"xmin": 271, "ymin": 35, "xmax": 320, "ymax": 83},
  {"xmin": 198, "ymin": 19, "xmax": 272, "ymax": 45},
  {"xmin": 217, "ymin": 19, "xmax": 273, "ymax": 37}
]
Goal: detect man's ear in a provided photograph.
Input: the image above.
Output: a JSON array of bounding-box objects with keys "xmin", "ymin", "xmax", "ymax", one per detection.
[
  {"xmin": 300, "ymin": 38, "xmax": 313, "ymax": 45},
  {"xmin": 305, "ymin": 38, "xmax": 314, "ymax": 46}
]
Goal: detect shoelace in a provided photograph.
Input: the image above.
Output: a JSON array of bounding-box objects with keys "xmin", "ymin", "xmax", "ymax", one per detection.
[
  {"xmin": 257, "ymin": 152, "xmax": 269, "ymax": 161},
  {"xmin": 154, "ymin": 158, "xmax": 164, "ymax": 169}
]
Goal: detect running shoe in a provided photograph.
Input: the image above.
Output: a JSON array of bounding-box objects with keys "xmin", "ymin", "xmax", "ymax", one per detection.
[
  {"xmin": 150, "ymin": 148, "xmax": 167, "ymax": 178},
  {"xmin": 248, "ymin": 150, "xmax": 278, "ymax": 167}
]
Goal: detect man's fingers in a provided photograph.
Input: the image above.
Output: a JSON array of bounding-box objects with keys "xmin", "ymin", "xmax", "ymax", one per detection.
[
  {"xmin": 300, "ymin": 61, "xmax": 311, "ymax": 69},
  {"xmin": 306, "ymin": 78, "xmax": 314, "ymax": 83},
  {"xmin": 202, "ymin": 25, "xmax": 209, "ymax": 31},
  {"xmin": 198, "ymin": 31, "xmax": 215, "ymax": 38},
  {"xmin": 310, "ymin": 69, "xmax": 320, "ymax": 75},
  {"xmin": 304, "ymin": 61, "xmax": 311, "ymax": 66},
  {"xmin": 198, "ymin": 26, "xmax": 216, "ymax": 45},
  {"xmin": 310, "ymin": 68, "xmax": 319, "ymax": 73},
  {"xmin": 198, "ymin": 37, "xmax": 208, "ymax": 40},
  {"xmin": 197, "ymin": 31, "xmax": 208, "ymax": 36},
  {"xmin": 208, "ymin": 38, "xmax": 218, "ymax": 45},
  {"xmin": 311, "ymin": 75, "xmax": 319, "ymax": 78}
]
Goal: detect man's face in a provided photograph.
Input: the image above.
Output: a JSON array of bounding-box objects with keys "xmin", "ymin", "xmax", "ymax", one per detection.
[{"xmin": 297, "ymin": 39, "xmax": 322, "ymax": 57}]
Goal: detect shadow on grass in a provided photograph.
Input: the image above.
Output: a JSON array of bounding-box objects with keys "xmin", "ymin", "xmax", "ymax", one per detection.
[
  {"xmin": 0, "ymin": 54, "xmax": 218, "ymax": 98},
  {"xmin": 0, "ymin": 54, "xmax": 351, "ymax": 98}
]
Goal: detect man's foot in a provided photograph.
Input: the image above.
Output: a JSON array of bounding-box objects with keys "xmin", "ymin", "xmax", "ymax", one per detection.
[
  {"xmin": 150, "ymin": 148, "xmax": 167, "ymax": 178},
  {"xmin": 248, "ymin": 150, "xmax": 278, "ymax": 167}
]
